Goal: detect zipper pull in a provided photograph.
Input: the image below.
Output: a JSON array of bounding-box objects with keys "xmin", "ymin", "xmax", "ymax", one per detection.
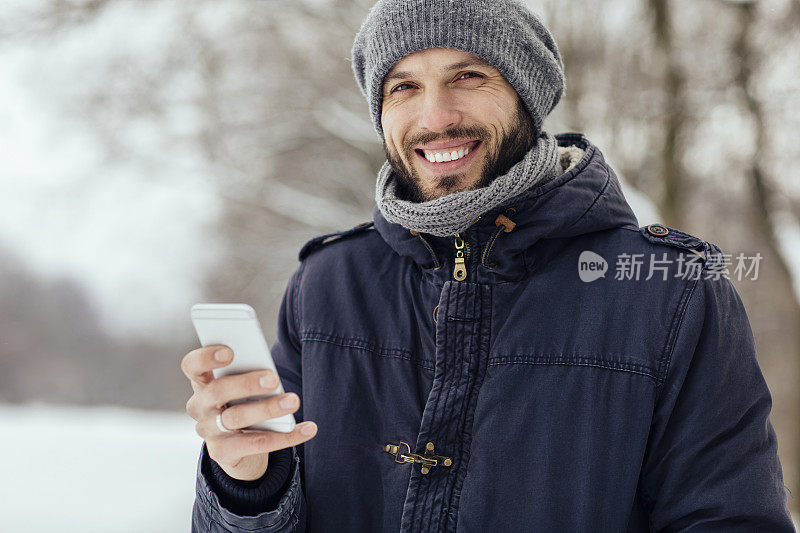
[{"xmin": 453, "ymin": 233, "xmax": 467, "ymax": 281}]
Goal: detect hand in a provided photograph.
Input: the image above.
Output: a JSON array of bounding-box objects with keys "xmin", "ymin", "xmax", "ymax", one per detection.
[{"xmin": 182, "ymin": 344, "xmax": 317, "ymax": 481}]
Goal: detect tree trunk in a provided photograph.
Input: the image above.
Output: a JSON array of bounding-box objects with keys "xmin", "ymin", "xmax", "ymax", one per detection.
[
  {"xmin": 648, "ymin": 0, "xmax": 688, "ymax": 228},
  {"xmin": 731, "ymin": 0, "xmax": 800, "ymax": 509}
]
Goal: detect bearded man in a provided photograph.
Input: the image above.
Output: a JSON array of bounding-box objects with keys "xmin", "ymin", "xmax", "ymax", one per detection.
[{"xmin": 183, "ymin": 1, "xmax": 794, "ymax": 531}]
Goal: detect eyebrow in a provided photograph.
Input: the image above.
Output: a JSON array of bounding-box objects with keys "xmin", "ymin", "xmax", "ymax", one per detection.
[{"xmin": 383, "ymin": 58, "xmax": 496, "ymax": 88}]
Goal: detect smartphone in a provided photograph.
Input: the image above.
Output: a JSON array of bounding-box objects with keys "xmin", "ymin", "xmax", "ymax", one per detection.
[{"xmin": 191, "ymin": 303, "xmax": 296, "ymax": 433}]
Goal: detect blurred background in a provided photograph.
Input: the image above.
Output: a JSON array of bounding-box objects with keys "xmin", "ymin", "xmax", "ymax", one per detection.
[{"xmin": 0, "ymin": 0, "xmax": 798, "ymax": 530}]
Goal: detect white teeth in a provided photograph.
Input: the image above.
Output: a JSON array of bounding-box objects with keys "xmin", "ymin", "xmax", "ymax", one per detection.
[{"xmin": 422, "ymin": 145, "xmax": 474, "ymax": 163}]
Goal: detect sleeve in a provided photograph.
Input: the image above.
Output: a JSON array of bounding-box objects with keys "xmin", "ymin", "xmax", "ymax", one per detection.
[
  {"xmin": 640, "ymin": 260, "xmax": 794, "ymax": 531},
  {"xmin": 192, "ymin": 264, "xmax": 308, "ymax": 532},
  {"xmin": 203, "ymin": 446, "xmax": 294, "ymax": 516}
]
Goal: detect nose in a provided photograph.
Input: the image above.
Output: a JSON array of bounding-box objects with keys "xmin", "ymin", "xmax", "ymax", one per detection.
[{"xmin": 418, "ymin": 88, "xmax": 461, "ymax": 133}]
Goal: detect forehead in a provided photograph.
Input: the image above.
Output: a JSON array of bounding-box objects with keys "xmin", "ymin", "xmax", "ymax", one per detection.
[{"xmin": 384, "ymin": 47, "xmax": 497, "ymax": 79}]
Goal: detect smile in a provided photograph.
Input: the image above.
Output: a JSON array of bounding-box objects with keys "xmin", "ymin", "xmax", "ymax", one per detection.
[{"xmin": 414, "ymin": 140, "xmax": 482, "ymax": 170}]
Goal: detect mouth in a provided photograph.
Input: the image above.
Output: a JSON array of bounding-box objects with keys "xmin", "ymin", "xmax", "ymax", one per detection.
[{"xmin": 414, "ymin": 140, "xmax": 482, "ymax": 173}]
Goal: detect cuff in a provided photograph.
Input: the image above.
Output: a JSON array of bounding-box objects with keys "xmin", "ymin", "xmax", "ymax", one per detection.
[{"xmin": 202, "ymin": 445, "xmax": 294, "ymax": 516}]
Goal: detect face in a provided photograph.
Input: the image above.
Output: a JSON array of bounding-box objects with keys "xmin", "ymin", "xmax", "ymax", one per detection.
[{"xmin": 380, "ymin": 47, "xmax": 536, "ymax": 202}]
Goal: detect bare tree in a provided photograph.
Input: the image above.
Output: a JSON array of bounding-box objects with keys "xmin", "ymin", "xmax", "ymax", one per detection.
[
  {"xmin": 647, "ymin": 0, "xmax": 689, "ymax": 227},
  {"xmin": 728, "ymin": 0, "xmax": 800, "ymax": 500}
]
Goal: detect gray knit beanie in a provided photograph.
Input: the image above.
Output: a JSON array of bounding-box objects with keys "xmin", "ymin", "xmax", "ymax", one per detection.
[{"xmin": 351, "ymin": 0, "xmax": 565, "ymax": 138}]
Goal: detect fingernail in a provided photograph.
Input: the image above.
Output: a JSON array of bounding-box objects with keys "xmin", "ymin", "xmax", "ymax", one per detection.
[
  {"xmin": 300, "ymin": 422, "xmax": 317, "ymax": 436},
  {"xmin": 260, "ymin": 374, "xmax": 278, "ymax": 389},
  {"xmin": 215, "ymin": 349, "xmax": 230, "ymax": 362},
  {"xmin": 279, "ymin": 394, "xmax": 298, "ymax": 409}
]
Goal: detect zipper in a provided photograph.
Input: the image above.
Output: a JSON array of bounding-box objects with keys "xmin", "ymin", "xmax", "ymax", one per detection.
[{"xmin": 453, "ymin": 232, "xmax": 470, "ymax": 281}]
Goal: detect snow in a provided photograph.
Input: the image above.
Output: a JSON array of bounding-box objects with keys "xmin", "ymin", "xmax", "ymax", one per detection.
[
  {"xmin": 2, "ymin": 404, "xmax": 796, "ymax": 531},
  {"xmin": 0, "ymin": 5, "xmax": 220, "ymax": 339},
  {"xmin": 0, "ymin": 404, "xmax": 202, "ymax": 532}
]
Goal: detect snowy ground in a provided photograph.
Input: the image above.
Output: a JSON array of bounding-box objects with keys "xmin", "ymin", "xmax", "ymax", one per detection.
[
  {"xmin": 1, "ymin": 404, "xmax": 797, "ymax": 531},
  {"xmin": 0, "ymin": 404, "xmax": 202, "ymax": 532}
]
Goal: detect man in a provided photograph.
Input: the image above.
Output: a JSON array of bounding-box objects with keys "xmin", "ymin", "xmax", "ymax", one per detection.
[{"xmin": 184, "ymin": 1, "xmax": 794, "ymax": 531}]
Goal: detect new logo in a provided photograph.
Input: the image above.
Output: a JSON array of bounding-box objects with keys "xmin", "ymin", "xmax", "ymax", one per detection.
[{"xmin": 578, "ymin": 251, "xmax": 607, "ymax": 282}]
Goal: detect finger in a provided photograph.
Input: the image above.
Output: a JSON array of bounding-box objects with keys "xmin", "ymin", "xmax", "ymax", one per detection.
[
  {"xmin": 193, "ymin": 369, "xmax": 280, "ymax": 419},
  {"xmin": 213, "ymin": 393, "xmax": 300, "ymax": 434},
  {"xmin": 180, "ymin": 345, "xmax": 234, "ymax": 386},
  {"xmin": 194, "ymin": 394, "xmax": 298, "ymax": 439},
  {"xmin": 209, "ymin": 421, "xmax": 318, "ymax": 466}
]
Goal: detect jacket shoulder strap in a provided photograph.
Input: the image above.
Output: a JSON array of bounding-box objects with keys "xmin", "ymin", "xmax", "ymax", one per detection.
[
  {"xmin": 298, "ymin": 221, "xmax": 375, "ymax": 261},
  {"xmin": 638, "ymin": 223, "xmax": 707, "ymax": 252},
  {"xmin": 639, "ymin": 223, "xmax": 728, "ymax": 265},
  {"xmin": 639, "ymin": 224, "xmax": 734, "ymax": 275}
]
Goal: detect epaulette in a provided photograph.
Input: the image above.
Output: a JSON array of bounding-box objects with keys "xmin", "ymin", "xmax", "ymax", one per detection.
[
  {"xmin": 298, "ymin": 221, "xmax": 375, "ymax": 261},
  {"xmin": 638, "ymin": 223, "xmax": 722, "ymax": 261}
]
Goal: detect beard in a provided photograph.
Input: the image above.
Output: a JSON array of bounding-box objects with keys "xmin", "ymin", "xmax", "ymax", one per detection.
[{"xmin": 383, "ymin": 98, "xmax": 537, "ymax": 203}]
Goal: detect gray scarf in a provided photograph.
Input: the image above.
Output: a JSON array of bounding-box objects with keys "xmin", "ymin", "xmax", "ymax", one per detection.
[{"xmin": 375, "ymin": 131, "xmax": 561, "ymax": 237}]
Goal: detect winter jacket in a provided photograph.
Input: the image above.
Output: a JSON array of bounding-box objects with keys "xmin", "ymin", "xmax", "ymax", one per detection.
[{"xmin": 192, "ymin": 132, "xmax": 794, "ymax": 532}]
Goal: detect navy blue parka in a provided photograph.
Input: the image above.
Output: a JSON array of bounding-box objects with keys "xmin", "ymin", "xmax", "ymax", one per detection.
[{"xmin": 193, "ymin": 133, "xmax": 793, "ymax": 532}]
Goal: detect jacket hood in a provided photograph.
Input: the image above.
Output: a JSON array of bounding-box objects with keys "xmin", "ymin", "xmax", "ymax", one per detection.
[{"xmin": 373, "ymin": 132, "xmax": 639, "ymax": 283}]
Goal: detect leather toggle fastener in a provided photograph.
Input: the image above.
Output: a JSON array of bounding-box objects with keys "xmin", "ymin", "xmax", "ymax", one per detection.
[
  {"xmin": 384, "ymin": 441, "xmax": 453, "ymax": 474},
  {"xmin": 494, "ymin": 213, "xmax": 516, "ymax": 232}
]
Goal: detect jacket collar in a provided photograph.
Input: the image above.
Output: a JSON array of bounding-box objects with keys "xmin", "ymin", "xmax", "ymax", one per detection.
[{"xmin": 372, "ymin": 132, "xmax": 639, "ymax": 285}]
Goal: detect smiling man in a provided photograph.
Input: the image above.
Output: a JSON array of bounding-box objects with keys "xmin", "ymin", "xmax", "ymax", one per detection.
[
  {"xmin": 381, "ymin": 48, "xmax": 537, "ymax": 202},
  {"xmin": 186, "ymin": 1, "xmax": 794, "ymax": 531}
]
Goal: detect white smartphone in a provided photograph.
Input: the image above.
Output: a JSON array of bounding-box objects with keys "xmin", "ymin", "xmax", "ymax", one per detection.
[{"xmin": 190, "ymin": 303, "xmax": 296, "ymax": 433}]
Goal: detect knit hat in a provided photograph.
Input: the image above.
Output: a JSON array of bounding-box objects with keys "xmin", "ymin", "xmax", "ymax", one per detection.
[{"xmin": 351, "ymin": 0, "xmax": 565, "ymax": 138}]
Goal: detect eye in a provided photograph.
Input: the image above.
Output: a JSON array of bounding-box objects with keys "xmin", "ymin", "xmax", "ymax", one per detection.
[
  {"xmin": 390, "ymin": 82, "xmax": 416, "ymax": 94},
  {"xmin": 457, "ymin": 71, "xmax": 483, "ymax": 81}
]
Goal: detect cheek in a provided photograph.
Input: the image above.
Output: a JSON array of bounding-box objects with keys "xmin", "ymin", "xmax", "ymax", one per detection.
[
  {"xmin": 387, "ymin": 131, "xmax": 407, "ymax": 158},
  {"xmin": 383, "ymin": 98, "xmax": 422, "ymax": 142},
  {"xmin": 461, "ymin": 88, "xmax": 517, "ymax": 132},
  {"xmin": 383, "ymin": 115, "xmax": 412, "ymax": 156}
]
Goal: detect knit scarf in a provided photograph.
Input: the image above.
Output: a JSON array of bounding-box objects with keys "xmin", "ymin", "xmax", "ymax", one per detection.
[{"xmin": 376, "ymin": 130, "xmax": 562, "ymax": 237}]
